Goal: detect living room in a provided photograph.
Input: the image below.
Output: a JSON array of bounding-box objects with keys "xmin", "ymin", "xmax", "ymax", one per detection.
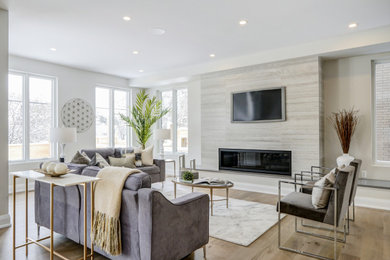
[{"xmin": 1, "ymin": 1, "xmax": 390, "ymax": 260}]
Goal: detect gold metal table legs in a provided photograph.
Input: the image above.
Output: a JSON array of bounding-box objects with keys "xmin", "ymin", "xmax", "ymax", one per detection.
[
  {"xmin": 25, "ymin": 179, "xmax": 28, "ymax": 257},
  {"xmin": 12, "ymin": 175, "xmax": 16, "ymax": 260},
  {"xmin": 50, "ymin": 183, "xmax": 54, "ymax": 260},
  {"xmin": 12, "ymin": 177, "xmax": 95, "ymax": 260}
]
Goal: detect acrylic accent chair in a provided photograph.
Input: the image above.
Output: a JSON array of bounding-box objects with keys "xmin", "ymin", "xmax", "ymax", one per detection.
[{"xmin": 277, "ymin": 165, "xmax": 355, "ymax": 260}]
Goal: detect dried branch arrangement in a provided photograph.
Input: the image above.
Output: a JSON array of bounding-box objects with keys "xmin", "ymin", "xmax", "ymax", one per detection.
[{"xmin": 329, "ymin": 108, "xmax": 359, "ymax": 153}]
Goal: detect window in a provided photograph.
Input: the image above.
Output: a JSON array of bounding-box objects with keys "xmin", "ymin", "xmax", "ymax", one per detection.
[
  {"xmin": 374, "ymin": 61, "xmax": 390, "ymax": 163},
  {"xmin": 8, "ymin": 72, "xmax": 56, "ymax": 161},
  {"xmin": 95, "ymin": 87, "xmax": 131, "ymax": 148},
  {"xmin": 177, "ymin": 89, "xmax": 188, "ymax": 153},
  {"xmin": 160, "ymin": 88, "xmax": 188, "ymax": 153},
  {"xmin": 161, "ymin": 91, "xmax": 173, "ymax": 152}
]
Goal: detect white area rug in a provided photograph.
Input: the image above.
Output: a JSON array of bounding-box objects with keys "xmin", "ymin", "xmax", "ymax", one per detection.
[{"xmin": 156, "ymin": 182, "xmax": 285, "ymax": 246}]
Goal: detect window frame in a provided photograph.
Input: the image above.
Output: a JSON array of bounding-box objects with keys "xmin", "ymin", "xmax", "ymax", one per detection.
[
  {"xmin": 158, "ymin": 87, "xmax": 188, "ymax": 155},
  {"xmin": 372, "ymin": 59, "xmax": 390, "ymax": 166},
  {"xmin": 8, "ymin": 70, "xmax": 58, "ymax": 164},
  {"xmin": 95, "ymin": 85, "xmax": 132, "ymax": 148}
]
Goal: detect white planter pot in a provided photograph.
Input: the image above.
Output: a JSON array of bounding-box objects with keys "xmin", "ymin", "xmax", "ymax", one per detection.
[{"xmin": 336, "ymin": 153, "xmax": 354, "ymax": 167}]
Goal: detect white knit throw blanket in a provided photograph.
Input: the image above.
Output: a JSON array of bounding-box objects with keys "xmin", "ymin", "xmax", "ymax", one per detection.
[{"xmin": 91, "ymin": 167, "xmax": 141, "ymax": 256}]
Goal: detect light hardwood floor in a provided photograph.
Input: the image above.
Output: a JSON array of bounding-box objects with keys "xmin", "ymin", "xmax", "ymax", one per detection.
[{"xmin": 1, "ymin": 188, "xmax": 389, "ymax": 260}]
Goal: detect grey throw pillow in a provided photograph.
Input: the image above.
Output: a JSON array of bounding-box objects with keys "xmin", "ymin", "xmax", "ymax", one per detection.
[
  {"xmin": 89, "ymin": 153, "xmax": 110, "ymax": 168},
  {"xmin": 71, "ymin": 151, "xmax": 91, "ymax": 165},
  {"xmin": 135, "ymin": 153, "xmax": 142, "ymax": 167},
  {"xmin": 96, "ymin": 153, "xmax": 110, "ymax": 168}
]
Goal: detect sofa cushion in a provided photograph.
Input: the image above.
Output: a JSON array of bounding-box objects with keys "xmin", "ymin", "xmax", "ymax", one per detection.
[
  {"xmin": 137, "ymin": 165, "xmax": 160, "ymax": 175},
  {"xmin": 81, "ymin": 148, "xmax": 116, "ymax": 161},
  {"xmin": 124, "ymin": 172, "xmax": 152, "ymax": 190},
  {"xmin": 66, "ymin": 163, "xmax": 88, "ymax": 175},
  {"xmin": 279, "ymin": 192, "xmax": 327, "ymax": 222},
  {"xmin": 150, "ymin": 173, "xmax": 162, "ymax": 183},
  {"xmin": 81, "ymin": 166, "xmax": 151, "ymax": 190}
]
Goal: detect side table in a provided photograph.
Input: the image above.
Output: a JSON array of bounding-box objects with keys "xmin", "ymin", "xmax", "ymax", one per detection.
[
  {"xmin": 165, "ymin": 159, "xmax": 176, "ymax": 178},
  {"xmin": 10, "ymin": 171, "xmax": 100, "ymax": 260}
]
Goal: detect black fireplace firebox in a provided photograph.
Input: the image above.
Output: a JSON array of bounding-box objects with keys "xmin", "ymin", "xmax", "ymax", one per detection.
[{"xmin": 219, "ymin": 148, "xmax": 291, "ymax": 175}]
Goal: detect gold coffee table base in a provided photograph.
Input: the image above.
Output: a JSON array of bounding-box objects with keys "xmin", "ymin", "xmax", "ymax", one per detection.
[{"xmin": 172, "ymin": 178, "xmax": 234, "ymax": 216}]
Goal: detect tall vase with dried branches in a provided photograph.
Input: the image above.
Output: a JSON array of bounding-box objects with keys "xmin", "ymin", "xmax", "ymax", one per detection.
[{"xmin": 329, "ymin": 108, "xmax": 359, "ymax": 167}]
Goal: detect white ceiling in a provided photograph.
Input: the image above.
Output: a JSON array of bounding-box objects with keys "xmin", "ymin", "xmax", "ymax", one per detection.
[{"xmin": 6, "ymin": 0, "xmax": 390, "ymax": 82}]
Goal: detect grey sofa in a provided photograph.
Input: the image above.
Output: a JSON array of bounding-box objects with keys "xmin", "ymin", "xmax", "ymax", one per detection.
[
  {"xmin": 35, "ymin": 148, "xmax": 209, "ymax": 260},
  {"xmin": 80, "ymin": 148, "xmax": 166, "ymax": 184}
]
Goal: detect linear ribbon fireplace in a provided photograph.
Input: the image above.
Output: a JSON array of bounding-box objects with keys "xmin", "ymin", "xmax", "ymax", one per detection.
[{"xmin": 219, "ymin": 148, "xmax": 291, "ymax": 175}]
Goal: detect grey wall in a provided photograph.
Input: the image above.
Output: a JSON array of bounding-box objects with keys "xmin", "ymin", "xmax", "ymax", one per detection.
[
  {"xmin": 0, "ymin": 9, "xmax": 10, "ymax": 228},
  {"xmin": 323, "ymin": 52, "xmax": 390, "ymax": 180},
  {"xmin": 200, "ymin": 56, "xmax": 323, "ymax": 173}
]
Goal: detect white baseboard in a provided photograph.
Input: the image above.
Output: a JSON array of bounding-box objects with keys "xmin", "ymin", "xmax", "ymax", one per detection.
[
  {"xmin": 0, "ymin": 214, "xmax": 11, "ymax": 229},
  {"xmin": 355, "ymin": 197, "xmax": 390, "ymax": 211}
]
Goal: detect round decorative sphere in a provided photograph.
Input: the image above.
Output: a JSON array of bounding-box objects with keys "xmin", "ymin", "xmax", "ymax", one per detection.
[
  {"xmin": 54, "ymin": 163, "xmax": 68, "ymax": 174},
  {"xmin": 47, "ymin": 162, "xmax": 57, "ymax": 173},
  {"xmin": 41, "ymin": 161, "xmax": 50, "ymax": 170}
]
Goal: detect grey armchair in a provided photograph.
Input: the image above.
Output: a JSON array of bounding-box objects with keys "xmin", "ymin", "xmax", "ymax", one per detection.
[
  {"xmin": 138, "ymin": 189, "xmax": 209, "ymax": 260},
  {"xmin": 295, "ymin": 159, "xmax": 362, "ymax": 232},
  {"xmin": 277, "ymin": 165, "xmax": 355, "ymax": 260}
]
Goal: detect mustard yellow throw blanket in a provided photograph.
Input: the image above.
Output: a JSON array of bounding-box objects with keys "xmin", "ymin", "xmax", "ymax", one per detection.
[{"xmin": 91, "ymin": 167, "xmax": 140, "ymax": 256}]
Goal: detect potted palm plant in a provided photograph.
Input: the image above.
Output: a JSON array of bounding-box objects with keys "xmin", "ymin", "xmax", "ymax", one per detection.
[
  {"xmin": 120, "ymin": 90, "xmax": 169, "ymax": 149},
  {"xmin": 329, "ymin": 108, "xmax": 359, "ymax": 167}
]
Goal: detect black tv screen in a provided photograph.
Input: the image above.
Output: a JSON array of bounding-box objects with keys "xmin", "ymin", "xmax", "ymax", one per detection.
[{"xmin": 232, "ymin": 87, "xmax": 285, "ymax": 122}]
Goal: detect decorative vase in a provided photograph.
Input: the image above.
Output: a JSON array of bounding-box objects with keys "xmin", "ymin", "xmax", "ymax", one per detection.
[{"xmin": 336, "ymin": 153, "xmax": 354, "ymax": 167}]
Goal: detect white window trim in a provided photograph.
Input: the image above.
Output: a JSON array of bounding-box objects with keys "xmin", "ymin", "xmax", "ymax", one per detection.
[
  {"xmin": 157, "ymin": 87, "xmax": 188, "ymax": 155},
  {"xmin": 8, "ymin": 70, "xmax": 58, "ymax": 164},
  {"xmin": 372, "ymin": 59, "xmax": 390, "ymax": 166},
  {"xmin": 95, "ymin": 85, "xmax": 132, "ymax": 148}
]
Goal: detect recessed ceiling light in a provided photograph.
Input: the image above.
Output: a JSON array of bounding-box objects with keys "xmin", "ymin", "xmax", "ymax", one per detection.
[
  {"xmin": 209, "ymin": 54, "xmax": 215, "ymax": 58},
  {"xmin": 138, "ymin": 69, "xmax": 144, "ymax": 73},
  {"xmin": 348, "ymin": 22, "xmax": 358, "ymax": 28},
  {"xmin": 50, "ymin": 48, "xmax": 56, "ymax": 51},
  {"xmin": 239, "ymin": 20, "xmax": 248, "ymax": 26},
  {"xmin": 133, "ymin": 50, "xmax": 139, "ymax": 55},
  {"xmin": 151, "ymin": 28, "xmax": 166, "ymax": 36},
  {"xmin": 123, "ymin": 16, "xmax": 131, "ymax": 21}
]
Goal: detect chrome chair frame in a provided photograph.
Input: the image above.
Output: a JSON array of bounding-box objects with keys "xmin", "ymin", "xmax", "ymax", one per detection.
[
  {"xmin": 311, "ymin": 166, "xmax": 355, "ymax": 222},
  {"xmin": 294, "ymin": 171, "xmax": 352, "ymax": 235},
  {"xmin": 278, "ymin": 180, "xmax": 340, "ymax": 260}
]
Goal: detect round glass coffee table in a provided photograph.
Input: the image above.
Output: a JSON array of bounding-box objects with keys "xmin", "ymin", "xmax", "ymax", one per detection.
[{"xmin": 171, "ymin": 178, "xmax": 234, "ymax": 216}]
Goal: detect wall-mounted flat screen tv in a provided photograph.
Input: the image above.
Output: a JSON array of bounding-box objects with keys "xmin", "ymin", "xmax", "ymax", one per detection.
[{"xmin": 232, "ymin": 87, "xmax": 286, "ymax": 122}]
